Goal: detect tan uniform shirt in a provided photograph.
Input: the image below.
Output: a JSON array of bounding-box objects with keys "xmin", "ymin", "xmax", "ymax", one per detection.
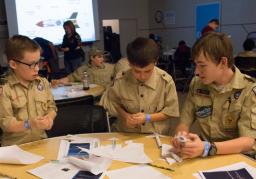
[
  {"xmin": 181, "ymin": 68, "xmax": 256, "ymax": 151},
  {"xmin": 113, "ymin": 58, "xmax": 130, "ymax": 78},
  {"xmin": 67, "ymin": 63, "xmax": 114, "ymax": 89},
  {"xmin": 100, "ymin": 67, "xmax": 179, "ymax": 135},
  {"xmin": 0, "ymin": 72, "xmax": 57, "ymax": 146}
]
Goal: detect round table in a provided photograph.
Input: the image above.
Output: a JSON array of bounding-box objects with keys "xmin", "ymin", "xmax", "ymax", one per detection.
[
  {"xmin": 51, "ymin": 83, "xmax": 105, "ymax": 104},
  {"xmin": 0, "ymin": 133, "xmax": 255, "ymax": 179}
]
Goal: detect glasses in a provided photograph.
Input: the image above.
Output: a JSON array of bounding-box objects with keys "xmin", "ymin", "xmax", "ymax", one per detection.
[{"xmin": 13, "ymin": 59, "xmax": 41, "ymax": 69}]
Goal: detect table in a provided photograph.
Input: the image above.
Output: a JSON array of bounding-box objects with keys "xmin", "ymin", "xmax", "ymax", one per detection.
[
  {"xmin": 51, "ymin": 83, "xmax": 105, "ymax": 101},
  {"xmin": 0, "ymin": 133, "xmax": 255, "ymax": 179}
]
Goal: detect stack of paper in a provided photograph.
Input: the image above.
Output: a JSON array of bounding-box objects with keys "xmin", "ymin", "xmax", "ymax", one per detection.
[{"xmin": 78, "ymin": 142, "xmax": 152, "ymax": 164}]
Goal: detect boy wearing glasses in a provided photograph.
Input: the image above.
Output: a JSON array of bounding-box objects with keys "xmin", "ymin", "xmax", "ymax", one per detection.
[
  {"xmin": 100, "ymin": 37, "xmax": 179, "ymax": 135},
  {"xmin": 0, "ymin": 35, "xmax": 57, "ymax": 146}
]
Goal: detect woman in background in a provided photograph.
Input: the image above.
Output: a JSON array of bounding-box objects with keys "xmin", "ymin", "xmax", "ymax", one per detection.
[{"xmin": 60, "ymin": 20, "xmax": 83, "ymax": 74}]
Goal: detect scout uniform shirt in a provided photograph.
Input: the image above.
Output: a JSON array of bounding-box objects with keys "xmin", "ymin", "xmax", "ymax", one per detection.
[
  {"xmin": 181, "ymin": 67, "xmax": 256, "ymax": 151},
  {"xmin": 0, "ymin": 72, "xmax": 57, "ymax": 146},
  {"xmin": 67, "ymin": 63, "xmax": 114, "ymax": 89},
  {"xmin": 100, "ymin": 67, "xmax": 179, "ymax": 135}
]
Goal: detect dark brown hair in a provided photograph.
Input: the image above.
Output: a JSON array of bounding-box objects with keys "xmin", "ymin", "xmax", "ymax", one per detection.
[
  {"xmin": 192, "ymin": 32, "xmax": 234, "ymax": 68},
  {"xmin": 127, "ymin": 37, "xmax": 159, "ymax": 67},
  {"xmin": 63, "ymin": 20, "xmax": 76, "ymax": 34}
]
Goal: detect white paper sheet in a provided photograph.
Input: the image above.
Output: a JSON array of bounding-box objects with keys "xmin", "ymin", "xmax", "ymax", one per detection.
[
  {"xmin": 68, "ymin": 156, "xmax": 112, "ymax": 175},
  {"xmin": 106, "ymin": 165, "xmax": 171, "ymax": 179},
  {"xmin": 57, "ymin": 137, "xmax": 100, "ymax": 161},
  {"xmin": 0, "ymin": 145, "xmax": 43, "ymax": 164},
  {"xmin": 193, "ymin": 162, "xmax": 256, "ymax": 179},
  {"xmin": 28, "ymin": 162, "xmax": 80, "ymax": 179},
  {"xmin": 79, "ymin": 142, "xmax": 152, "ymax": 164}
]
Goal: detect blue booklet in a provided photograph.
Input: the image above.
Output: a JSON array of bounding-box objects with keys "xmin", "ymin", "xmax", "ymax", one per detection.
[{"xmin": 202, "ymin": 168, "xmax": 253, "ymax": 179}]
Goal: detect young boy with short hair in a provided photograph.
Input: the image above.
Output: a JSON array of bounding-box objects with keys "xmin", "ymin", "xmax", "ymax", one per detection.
[
  {"xmin": 0, "ymin": 35, "xmax": 57, "ymax": 146},
  {"xmin": 100, "ymin": 37, "xmax": 179, "ymax": 135},
  {"xmin": 172, "ymin": 32, "xmax": 256, "ymax": 158}
]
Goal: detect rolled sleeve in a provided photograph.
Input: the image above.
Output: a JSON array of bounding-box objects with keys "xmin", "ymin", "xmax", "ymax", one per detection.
[
  {"xmin": 99, "ymin": 82, "xmax": 121, "ymax": 116},
  {"xmin": 180, "ymin": 78, "xmax": 196, "ymax": 127},
  {"xmin": 0, "ymin": 87, "xmax": 17, "ymax": 131},
  {"xmin": 160, "ymin": 80, "xmax": 179, "ymax": 117}
]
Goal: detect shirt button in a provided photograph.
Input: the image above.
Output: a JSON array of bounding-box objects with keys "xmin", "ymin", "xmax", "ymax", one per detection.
[
  {"xmin": 140, "ymin": 84, "xmax": 143, "ymax": 87},
  {"xmin": 140, "ymin": 94, "xmax": 144, "ymax": 98},
  {"xmin": 141, "ymin": 109, "xmax": 144, "ymax": 112}
]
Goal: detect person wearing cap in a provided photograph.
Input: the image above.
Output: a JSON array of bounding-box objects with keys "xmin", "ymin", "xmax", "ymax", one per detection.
[
  {"xmin": 52, "ymin": 47, "xmax": 114, "ymax": 89},
  {"xmin": 99, "ymin": 37, "xmax": 179, "ymax": 135}
]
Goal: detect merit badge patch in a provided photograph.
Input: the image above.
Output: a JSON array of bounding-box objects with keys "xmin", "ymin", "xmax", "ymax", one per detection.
[
  {"xmin": 234, "ymin": 91, "xmax": 242, "ymax": 99},
  {"xmin": 195, "ymin": 106, "xmax": 212, "ymax": 118},
  {"xmin": 37, "ymin": 83, "xmax": 44, "ymax": 91}
]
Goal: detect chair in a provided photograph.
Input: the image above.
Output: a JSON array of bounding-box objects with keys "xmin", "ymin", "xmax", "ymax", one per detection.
[
  {"xmin": 47, "ymin": 103, "xmax": 109, "ymax": 137},
  {"xmin": 235, "ymin": 56, "xmax": 256, "ymax": 77}
]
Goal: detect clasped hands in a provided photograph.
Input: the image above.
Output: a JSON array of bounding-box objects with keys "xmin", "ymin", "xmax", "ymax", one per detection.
[
  {"xmin": 171, "ymin": 132, "xmax": 205, "ymax": 159},
  {"xmin": 122, "ymin": 112, "xmax": 146, "ymax": 128},
  {"xmin": 29, "ymin": 114, "xmax": 54, "ymax": 130}
]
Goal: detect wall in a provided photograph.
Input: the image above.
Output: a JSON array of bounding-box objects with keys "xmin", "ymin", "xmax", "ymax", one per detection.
[
  {"xmin": 1, "ymin": 0, "xmax": 256, "ymax": 64},
  {"xmin": 148, "ymin": 0, "xmax": 256, "ymax": 54},
  {"xmin": 98, "ymin": 0, "xmax": 150, "ymax": 56}
]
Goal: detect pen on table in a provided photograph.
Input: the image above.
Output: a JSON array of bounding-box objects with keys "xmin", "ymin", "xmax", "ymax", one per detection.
[
  {"xmin": 148, "ymin": 163, "xmax": 174, "ymax": 171},
  {"xmin": 154, "ymin": 132, "xmax": 162, "ymax": 148}
]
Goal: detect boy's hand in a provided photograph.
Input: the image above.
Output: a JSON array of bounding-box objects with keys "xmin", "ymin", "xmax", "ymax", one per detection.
[
  {"xmin": 29, "ymin": 115, "xmax": 53, "ymax": 130},
  {"xmin": 178, "ymin": 133, "xmax": 204, "ymax": 159},
  {"xmin": 131, "ymin": 112, "xmax": 146, "ymax": 125}
]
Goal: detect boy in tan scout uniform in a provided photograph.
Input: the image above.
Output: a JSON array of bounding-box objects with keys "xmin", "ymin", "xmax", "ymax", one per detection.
[
  {"xmin": 172, "ymin": 32, "xmax": 256, "ymax": 158},
  {"xmin": 100, "ymin": 37, "xmax": 179, "ymax": 135},
  {"xmin": 0, "ymin": 35, "xmax": 57, "ymax": 146},
  {"xmin": 52, "ymin": 47, "xmax": 114, "ymax": 89}
]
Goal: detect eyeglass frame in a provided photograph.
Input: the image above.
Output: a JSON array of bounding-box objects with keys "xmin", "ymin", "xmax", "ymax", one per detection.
[{"xmin": 12, "ymin": 59, "xmax": 42, "ymax": 69}]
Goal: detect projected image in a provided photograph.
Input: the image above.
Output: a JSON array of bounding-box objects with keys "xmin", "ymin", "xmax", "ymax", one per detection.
[{"xmin": 5, "ymin": 0, "xmax": 99, "ymax": 44}]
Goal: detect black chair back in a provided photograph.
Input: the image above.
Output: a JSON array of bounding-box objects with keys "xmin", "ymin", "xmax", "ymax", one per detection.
[
  {"xmin": 234, "ymin": 56, "xmax": 256, "ymax": 77},
  {"xmin": 47, "ymin": 104, "xmax": 108, "ymax": 137}
]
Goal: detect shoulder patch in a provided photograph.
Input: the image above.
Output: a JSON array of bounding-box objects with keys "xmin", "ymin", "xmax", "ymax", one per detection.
[
  {"xmin": 37, "ymin": 82, "xmax": 44, "ymax": 91},
  {"xmin": 252, "ymin": 86, "xmax": 256, "ymax": 95},
  {"xmin": 196, "ymin": 89, "xmax": 210, "ymax": 96}
]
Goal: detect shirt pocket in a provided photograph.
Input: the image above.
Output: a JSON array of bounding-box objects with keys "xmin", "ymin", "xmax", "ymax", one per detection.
[
  {"xmin": 35, "ymin": 93, "xmax": 48, "ymax": 115},
  {"xmin": 11, "ymin": 96, "xmax": 27, "ymax": 120},
  {"xmin": 221, "ymin": 102, "xmax": 240, "ymax": 131},
  {"xmin": 120, "ymin": 98, "xmax": 138, "ymax": 113}
]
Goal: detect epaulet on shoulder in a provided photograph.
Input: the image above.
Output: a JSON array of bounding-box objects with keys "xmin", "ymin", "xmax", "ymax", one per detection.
[
  {"xmin": 115, "ymin": 71, "xmax": 126, "ymax": 80},
  {"xmin": 244, "ymin": 74, "xmax": 256, "ymax": 83},
  {"xmin": 160, "ymin": 71, "xmax": 172, "ymax": 82}
]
